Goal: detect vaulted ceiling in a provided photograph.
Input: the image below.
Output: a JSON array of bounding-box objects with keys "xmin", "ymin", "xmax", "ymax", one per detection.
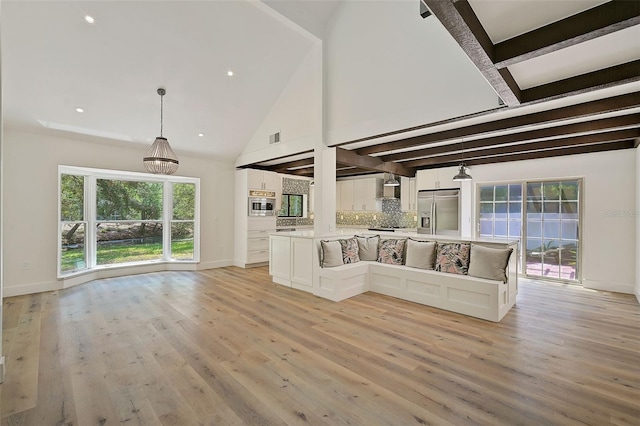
[{"xmin": 248, "ymin": 0, "xmax": 640, "ymax": 178}]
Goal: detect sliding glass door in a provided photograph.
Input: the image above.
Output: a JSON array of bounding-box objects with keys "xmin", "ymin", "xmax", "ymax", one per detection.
[{"xmin": 478, "ymin": 179, "xmax": 582, "ymax": 283}]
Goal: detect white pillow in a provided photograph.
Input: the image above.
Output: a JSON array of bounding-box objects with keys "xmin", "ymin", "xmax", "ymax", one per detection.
[
  {"xmin": 321, "ymin": 240, "xmax": 344, "ymax": 268},
  {"xmin": 468, "ymin": 244, "xmax": 513, "ymax": 282},
  {"xmin": 405, "ymin": 238, "xmax": 436, "ymax": 269},
  {"xmin": 355, "ymin": 235, "xmax": 380, "ymax": 261}
]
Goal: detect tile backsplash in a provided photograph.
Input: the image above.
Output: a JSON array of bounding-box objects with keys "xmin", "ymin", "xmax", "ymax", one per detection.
[
  {"xmin": 336, "ymin": 198, "xmax": 418, "ymax": 228},
  {"xmin": 277, "ymin": 177, "xmax": 314, "ymax": 227},
  {"xmin": 277, "ymin": 179, "xmax": 418, "ymax": 229}
]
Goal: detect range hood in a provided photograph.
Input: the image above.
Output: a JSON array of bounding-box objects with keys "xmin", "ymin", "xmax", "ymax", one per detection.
[{"xmin": 381, "ymin": 180, "xmax": 401, "ymax": 199}]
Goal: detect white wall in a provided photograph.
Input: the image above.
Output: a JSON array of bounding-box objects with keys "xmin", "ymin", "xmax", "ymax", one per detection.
[
  {"xmin": 455, "ymin": 149, "xmax": 636, "ymax": 294},
  {"xmin": 2, "ymin": 129, "xmax": 236, "ymax": 297},
  {"xmin": 236, "ymin": 43, "xmax": 323, "ymax": 166},
  {"xmin": 324, "ymin": 0, "xmax": 500, "ymax": 145}
]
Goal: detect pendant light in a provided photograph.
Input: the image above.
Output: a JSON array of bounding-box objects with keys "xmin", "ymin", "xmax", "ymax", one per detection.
[
  {"xmin": 452, "ymin": 138, "xmax": 472, "ymax": 181},
  {"xmin": 383, "ymin": 172, "xmax": 400, "ymax": 187},
  {"xmin": 144, "ymin": 88, "xmax": 179, "ymax": 175}
]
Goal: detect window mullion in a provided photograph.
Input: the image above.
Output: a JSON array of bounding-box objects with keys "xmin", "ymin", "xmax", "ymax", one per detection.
[
  {"xmin": 164, "ymin": 181, "xmax": 172, "ymax": 261},
  {"xmin": 87, "ymin": 175, "xmax": 97, "ymax": 268}
]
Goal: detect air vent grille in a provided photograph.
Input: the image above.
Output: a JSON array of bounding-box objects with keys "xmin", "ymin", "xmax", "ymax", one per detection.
[{"xmin": 269, "ymin": 132, "xmax": 281, "ymax": 144}]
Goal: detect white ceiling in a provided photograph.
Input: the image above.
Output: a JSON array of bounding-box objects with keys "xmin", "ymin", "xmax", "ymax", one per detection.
[
  {"xmin": 2, "ymin": 0, "xmax": 637, "ymax": 163},
  {"xmin": 470, "ymin": 0, "xmax": 640, "ymax": 91},
  {"xmin": 1, "ymin": 0, "xmax": 337, "ymax": 160}
]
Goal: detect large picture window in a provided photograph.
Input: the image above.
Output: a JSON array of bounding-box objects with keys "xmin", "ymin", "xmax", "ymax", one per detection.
[{"xmin": 58, "ymin": 166, "xmax": 200, "ymax": 277}]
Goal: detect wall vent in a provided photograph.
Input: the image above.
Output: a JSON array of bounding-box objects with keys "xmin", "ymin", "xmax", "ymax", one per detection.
[{"xmin": 269, "ymin": 132, "xmax": 281, "ymax": 144}]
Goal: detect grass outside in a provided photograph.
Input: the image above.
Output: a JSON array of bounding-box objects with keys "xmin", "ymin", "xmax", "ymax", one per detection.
[{"xmin": 61, "ymin": 239, "xmax": 194, "ymax": 271}]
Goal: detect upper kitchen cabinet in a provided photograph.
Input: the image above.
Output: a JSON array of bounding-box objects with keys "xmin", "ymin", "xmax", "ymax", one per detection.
[
  {"xmin": 400, "ymin": 177, "xmax": 417, "ymax": 211},
  {"xmin": 416, "ymin": 167, "xmax": 461, "ymax": 191},
  {"xmin": 247, "ymin": 169, "xmax": 281, "ymax": 191},
  {"xmin": 337, "ymin": 177, "xmax": 381, "ymax": 211}
]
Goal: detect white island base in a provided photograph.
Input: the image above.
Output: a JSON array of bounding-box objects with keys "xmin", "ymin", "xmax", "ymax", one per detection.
[{"xmin": 269, "ymin": 230, "xmax": 518, "ymax": 322}]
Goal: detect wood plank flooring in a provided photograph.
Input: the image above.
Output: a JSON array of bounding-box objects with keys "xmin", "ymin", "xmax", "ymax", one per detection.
[{"xmin": 1, "ymin": 266, "xmax": 639, "ymax": 425}]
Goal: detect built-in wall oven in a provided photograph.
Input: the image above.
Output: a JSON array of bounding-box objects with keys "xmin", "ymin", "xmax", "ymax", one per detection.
[{"xmin": 248, "ymin": 190, "xmax": 277, "ymax": 216}]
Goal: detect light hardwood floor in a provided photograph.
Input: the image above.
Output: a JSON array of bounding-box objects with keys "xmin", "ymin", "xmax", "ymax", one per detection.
[{"xmin": 1, "ymin": 266, "xmax": 639, "ymax": 425}]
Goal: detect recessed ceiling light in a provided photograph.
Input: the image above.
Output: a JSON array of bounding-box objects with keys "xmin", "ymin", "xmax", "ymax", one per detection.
[
  {"xmin": 227, "ymin": 70, "xmax": 234, "ymax": 77},
  {"xmin": 198, "ymin": 133, "xmax": 204, "ymax": 137},
  {"xmin": 75, "ymin": 107, "xmax": 84, "ymax": 113},
  {"xmin": 85, "ymin": 15, "xmax": 95, "ymax": 24}
]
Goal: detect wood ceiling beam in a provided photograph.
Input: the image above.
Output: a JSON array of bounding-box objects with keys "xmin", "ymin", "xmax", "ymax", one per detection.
[
  {"xmin": 379, "ymin": 113, "xmax": 640, "ymax": 162},
  {"xmin": 336, "ymin": 168, "xmax": 374, "ymax": 177},
  {"xmin": 462, "ymin": 140, "xmax": 635, "ymax": 168},
  {"xmin": 494, "ymin": 0, "xmax": 640, "ymax": 68},
  {"xmin": 522, "ymin": 60, "xmax": 640, "ymax": 103},
  {"xmin": 424, "ymin": 0, "xmax": 521, "ymax": 106},
  {"xmin": 335, "ymin": 147, "xmax": 416, "ymax": 177},
  {"xmin": 285, "ymin": 167, "xmax": 314, "ymax": 177},
  {"xmin": 402, "ymin": 128, "xmax": 640, "ymax": 168},
  {"xmin": 271, "ymin": 157, "xmax": 315, "ymax": 172},
  {"xmin": 355, "ymin": 91, "xmax": 640, "ymax": 156}
]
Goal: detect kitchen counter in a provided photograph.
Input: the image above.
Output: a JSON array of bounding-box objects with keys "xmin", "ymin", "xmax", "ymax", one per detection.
[{"xmin": 271, "ymin": 228, "xmax": 518, "ymax": 245}]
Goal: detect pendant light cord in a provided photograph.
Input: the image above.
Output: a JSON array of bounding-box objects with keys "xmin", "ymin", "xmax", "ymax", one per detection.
[{"xmin": 160, "ymin": 92, "xmax": 164, "ymax": 137}]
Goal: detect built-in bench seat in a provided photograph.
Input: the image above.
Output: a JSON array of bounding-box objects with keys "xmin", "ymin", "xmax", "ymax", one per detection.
[{"xmin": 311, "ymin": 236, "xmax": 518, "ymax": 322}]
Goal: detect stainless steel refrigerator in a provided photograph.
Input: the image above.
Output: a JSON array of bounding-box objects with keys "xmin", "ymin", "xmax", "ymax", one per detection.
[{"xmin": 417, "ymin": 189, "xmax": 460, "ymax": 235}]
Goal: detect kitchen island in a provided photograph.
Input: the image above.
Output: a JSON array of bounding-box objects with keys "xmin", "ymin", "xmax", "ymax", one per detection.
[{"xmin": 269, "ymin": 229, "xmax": 519, "ymax": 322}]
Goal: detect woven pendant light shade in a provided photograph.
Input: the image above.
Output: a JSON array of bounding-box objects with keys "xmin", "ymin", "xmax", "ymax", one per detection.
[
  {"xmin": 143, "ymin": 87, "xmax": 179, "ymax": 175},
  {"xmin": 144, "ymin": 137, "xmax": 179, "ymax": 175}
]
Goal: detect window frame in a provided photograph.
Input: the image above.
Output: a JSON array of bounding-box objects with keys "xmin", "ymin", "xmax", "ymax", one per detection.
[
  {"xmin": 476, "ymin": 178, "xmax": 583, "ymax": 284},
  {"xmin": 58, "ymin": 165, "xmax": 200, "ymax": 278}
]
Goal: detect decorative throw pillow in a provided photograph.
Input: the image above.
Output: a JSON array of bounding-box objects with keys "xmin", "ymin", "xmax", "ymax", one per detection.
[
  {"xmin": 339, "ymin": 238, "xmax": 360, "ymax": 264},
  {"xmin": 321, "ymin": 240, "xmax": 343, "ymax": 268},
  {"xmin": 468, "ymin": 244, "xmax": 513, "ymax": 282},
  {"xmin": 435, "ymin": 243, "xmax": 471, "ymax": 275},
  {"xmin": 377, "ymin": 239, "xmax": 406, "ymax": 265},
  {"xmin": 405, "ymin": 238, "xmax": 436, "ymax": 270},
  {"xmin": 355, "ymin": 234, "xmax": 380, "ymax": 261}
]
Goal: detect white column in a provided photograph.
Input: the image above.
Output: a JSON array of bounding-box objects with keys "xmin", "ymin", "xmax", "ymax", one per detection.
[{"xmin": 313, "ymin": 147, "xmax": 336, "ymax": 235}]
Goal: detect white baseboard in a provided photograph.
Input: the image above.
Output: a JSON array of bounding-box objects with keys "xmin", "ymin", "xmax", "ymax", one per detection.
[
  {"xmin": 4, "ymin": 280, "xmax": 60, "ymax": 297},
  {"xmin": 582, "ymin": 279, "xmax": 635, "ymax": 295},
  {"xmin": 198, "ymin": 260, "xmax": 234, "ymax": 270},
  {"xmin": 4, "ymin": 260, "xmax": 235, "ymax": 297},
  {"xmin": 0, "ymin": 356, "xmax": 5, "ymax": 383}
]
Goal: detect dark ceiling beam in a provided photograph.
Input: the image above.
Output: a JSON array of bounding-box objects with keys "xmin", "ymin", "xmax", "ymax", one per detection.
[
  {"xmin": 271, "ymin": 157, "xmax": 314, "ymax": 172},
  {"xmin": 424, "ymin": 0, "xmax": 521, "ymax": 106},
  {"xmin": 462, "ymin": 140, "xmax": 635, "ymax": 168},
  {"xmin": 336, "ymin": 168, "xmax": 374, "ymax": 177},
  {"xmin": 335, "ymin": 147, "xmax": 416, "ymax": 177},
  {"xmin": 355, "ymin": 91, "xmax": 640, "ymax": 156},
  {"xmin": 285, "ymin": 167, "xmax": 314, "ymax": 177},
  {"xmin": 494, "ymin": 0, "xmax": 640, "ymax": 68},
  {"xmin": 379, "ymin": 113, "xmax": 640, "ymax": 162},
  {"xmin": 402, "ymin": 128, "xmax": 640, "ymax": 168},
  {"xmin": 522, "ymin": 60, "xmax": 640, "ymax": 103}
]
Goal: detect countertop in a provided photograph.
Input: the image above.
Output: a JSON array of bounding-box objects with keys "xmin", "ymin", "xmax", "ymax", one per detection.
[{"xmin": 270, "ymin": 228, "xmax": 518, "ymax": 245}]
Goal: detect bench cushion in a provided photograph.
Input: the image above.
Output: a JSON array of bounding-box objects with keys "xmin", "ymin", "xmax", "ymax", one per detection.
[
  {"xmin": 468, "ymin": 244, "xmax": 513, "ymax": 282},
  {"xmin": 405, "ymin": 238, "xmax": 436, "ymax": 270}
]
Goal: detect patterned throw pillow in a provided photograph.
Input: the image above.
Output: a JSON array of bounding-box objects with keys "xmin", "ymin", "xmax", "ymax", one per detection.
[
  {"xmin": 435, "ymin": 243, "xmax": 471, "ymax": 274},
  {"xmin": 339, "ymin": 238, "xmax": 360, "ymax": 264},
  {"xmin": 377, "ymin": 239, "xmax": 406, "ymax": 265}
]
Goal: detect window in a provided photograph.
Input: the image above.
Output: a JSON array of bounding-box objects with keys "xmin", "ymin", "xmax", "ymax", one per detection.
[
  {"xmin": 279, "ymin": 194, "xmax": 304, "ymax": 217},
  {"xmin": 60, "ymin": 174, "xmax": 87, "ymax": 273},
  {"xmin": 477, "ymin": 179, "xmax": 581, "ymax": 283},
  {"xmin": 58, "ymin": 166, "xmax": 199, "ymax": 276}
]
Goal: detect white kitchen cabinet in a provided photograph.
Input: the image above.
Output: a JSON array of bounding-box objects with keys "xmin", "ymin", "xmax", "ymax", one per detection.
[
  {"xmin": 269, "ymin": 235, "xmax": 313, "ymax": 292},
  {"xmin": 247, "ymin": 169, "xmax": 280, "ymax": 191},
  {"xmin": 337, "ymin": 178, "xmax": 381, "ymax": 211},
  {"xmin": 400, "ymin": 177, "xmax": 417, "ymax": 211},
  {"xmin": 416, "ymin": 167, "xmax": 461, "ymax": 191},
  {"xmin": 246, "ymin": 217, "xmax": 276, "ymax": 264}
]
